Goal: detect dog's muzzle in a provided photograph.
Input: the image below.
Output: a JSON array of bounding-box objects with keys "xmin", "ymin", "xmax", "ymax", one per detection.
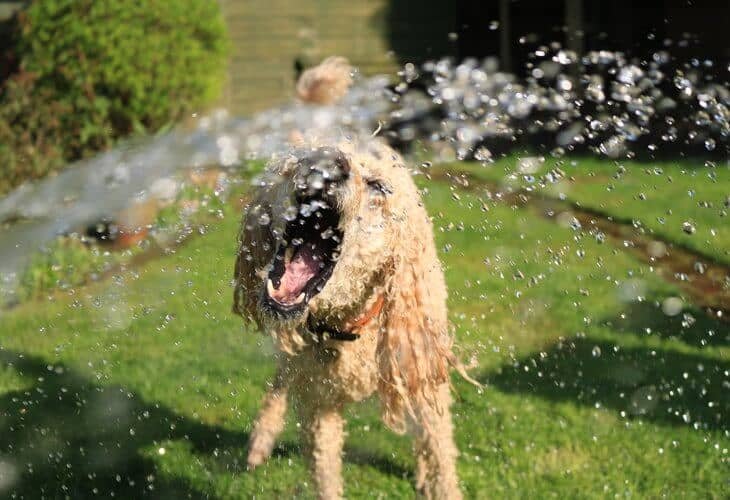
[{"xmin": 260, "ymin": 148, "xmax": 350, "ymax": 320}]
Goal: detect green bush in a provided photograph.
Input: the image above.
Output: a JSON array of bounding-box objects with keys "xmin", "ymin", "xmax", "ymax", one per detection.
[
  {"xmin": 0, "ymin": 0, "xmax": 228, "ymax": 193},
  {"xmin": 0, "ymin": 71, "xmax": 67, "ymax": 194}
]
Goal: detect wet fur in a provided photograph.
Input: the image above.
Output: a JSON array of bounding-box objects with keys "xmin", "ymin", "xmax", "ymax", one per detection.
[{"xmin": 232, "ymin": 58, "xmax": 465, "ymax": 499}]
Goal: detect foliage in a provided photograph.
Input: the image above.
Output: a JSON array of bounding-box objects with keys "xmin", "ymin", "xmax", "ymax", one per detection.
[
  {"xmin": 0, "ymin": 71, "xmax": 67, "ymax": 194},
  {"xmin": 0, "ymin": 0, "xmax": 228, "ymax": 194}
]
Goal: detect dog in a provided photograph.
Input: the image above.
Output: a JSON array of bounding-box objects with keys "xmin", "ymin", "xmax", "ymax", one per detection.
[{"xmin": 232, "ymin": 59, "xmax": 470, "ymax": 499}]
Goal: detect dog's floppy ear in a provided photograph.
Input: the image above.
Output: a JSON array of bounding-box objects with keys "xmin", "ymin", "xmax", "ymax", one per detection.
[
  {"xmin": 233, "ymin": 199, "xmax": 275, "ymax": 323},
  {"xmin": 377, "ymin": 205, "xmax": 453, "ymax": 433}
]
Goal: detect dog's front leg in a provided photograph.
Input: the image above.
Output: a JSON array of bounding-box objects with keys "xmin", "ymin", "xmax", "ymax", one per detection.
[
  {"xmin": 299, "ymin": 403, "xmax": 345, "ymax": 500},
  {"xmin": 412, "ymin": 384, "xmax": 462, "ymax": 500},
  {"xmin": 247, "ymin": 363, "xmax": 289, "ymax": 469}
]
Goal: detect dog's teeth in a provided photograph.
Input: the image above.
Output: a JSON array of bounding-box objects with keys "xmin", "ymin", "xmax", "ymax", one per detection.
[
  {"xmin": 284, "ymin": 247, "xmax": 294, "ymax": 265},
  {"xmin": 294, "ymin": 292, "xmax": 305, "ymax": 304},
  {"xmin": 267, "ymin": 279, "xmax": 276, "ymax": 295}
]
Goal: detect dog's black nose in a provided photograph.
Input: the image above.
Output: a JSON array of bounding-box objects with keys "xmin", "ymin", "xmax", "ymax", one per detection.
[{"xmin": 295, "ymin": 148, "xmax": 350, "ymax": 198}]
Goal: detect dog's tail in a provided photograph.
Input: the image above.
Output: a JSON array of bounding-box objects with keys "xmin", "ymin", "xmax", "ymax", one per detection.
[{"xmin": 296, "ymin": 56, "xmax": 353, "ymax": 105}]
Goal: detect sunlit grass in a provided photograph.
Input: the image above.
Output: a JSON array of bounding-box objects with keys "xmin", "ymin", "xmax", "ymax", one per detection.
[
  {"xmin": 11, "ymin": 176, "xmax": 236, "ymax": 306},
  {"xmin": 441, "ymin": 155, "xmax": 730, "ymax": 265},
  {"xmin": 0, "ymin": 166, "xmax": 727, "ymax": 498}
]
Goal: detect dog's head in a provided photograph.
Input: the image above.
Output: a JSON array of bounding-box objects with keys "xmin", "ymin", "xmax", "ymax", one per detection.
[{"xmin": 236, "ymin": 142, "xmax": 417, "ymax": 324}]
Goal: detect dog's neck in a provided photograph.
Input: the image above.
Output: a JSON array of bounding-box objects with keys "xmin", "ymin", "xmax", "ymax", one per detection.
[{"xmin": 307, "ymin": 293, "xmax": 384, "ymax": 342}]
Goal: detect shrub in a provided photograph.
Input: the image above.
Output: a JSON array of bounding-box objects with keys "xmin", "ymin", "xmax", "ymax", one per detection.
[
  {"xmin": 0, "ymin": 71, "xmax": 67, "ymax": 194},
  {"xmin": 0, "ymin": 0, "xmax": 228, "ymax": 193}
]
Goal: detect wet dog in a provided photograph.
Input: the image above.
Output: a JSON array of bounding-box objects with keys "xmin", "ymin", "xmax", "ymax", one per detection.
[{"xmin": 232, "ymin": 58, "xmax": 468, "ymax": 499}]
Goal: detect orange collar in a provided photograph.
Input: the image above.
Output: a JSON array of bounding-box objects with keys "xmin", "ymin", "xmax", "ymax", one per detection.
[{"xmin": 345, "ymin": 294, "xmax": 385, "ymax": 333}]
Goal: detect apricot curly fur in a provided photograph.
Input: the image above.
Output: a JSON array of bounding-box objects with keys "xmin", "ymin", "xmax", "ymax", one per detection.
[{"xmin": 232, "ymin": 57, "xmax": 473, "ymax": 499}]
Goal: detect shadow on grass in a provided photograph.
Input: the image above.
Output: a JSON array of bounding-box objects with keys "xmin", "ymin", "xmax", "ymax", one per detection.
[
  {"xmin": 0, "ymin": 349, "xmax": 412, "ymax": 497},
  {"xmin": 343, "ymin": 447, "xmax": 412, "ymax": 481},
  {"xmin": 0, "ymin": 349, "xmax": 249, "ymax": 498},
  {"xmin": 485, "ymin": 337, "xmax": 728, "ymax": 431},
  {"xmin": 604, "ymin": 301, "xmax": 729, "ymax": 347}
]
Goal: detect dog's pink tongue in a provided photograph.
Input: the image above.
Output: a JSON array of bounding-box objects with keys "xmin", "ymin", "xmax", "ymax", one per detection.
[{"xmin": 270, "ymin": 246, "xmax": 318, "ymax": 303}]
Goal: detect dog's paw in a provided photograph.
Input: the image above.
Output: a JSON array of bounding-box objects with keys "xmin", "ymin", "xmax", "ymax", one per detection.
[{"xmin": 246, "ymin": 437, "xmax": 275, "ymax": 470}]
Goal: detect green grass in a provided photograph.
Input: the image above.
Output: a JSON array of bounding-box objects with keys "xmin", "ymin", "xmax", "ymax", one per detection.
[
  {"xmin": 439, "ymin": 156, "xmax": 730, "ymax": 266},
  {"xmin": 10, "ymin": 178, "xmax": 233, "ymax": 306},
  {"xmin": 0, "ymin": 169, "xmax": 727, "ymax": 498}
]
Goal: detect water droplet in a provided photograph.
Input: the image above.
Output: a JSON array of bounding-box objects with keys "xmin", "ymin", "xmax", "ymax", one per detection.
[
  {"xmin": 284, "ymin": 206, "xmax": 298, "ymax": 221},
  {"xmin": 662, "ymin": 297, "xmax": 683, "ymax": 316},
  {"xmin": 474, "ymin": 146, "xmax": 493, "ymax": 162}
]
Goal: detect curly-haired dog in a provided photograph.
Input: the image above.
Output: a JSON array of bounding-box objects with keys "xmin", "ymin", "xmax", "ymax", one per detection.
[
  {"xmin": 232, "ymin": 56, "xmax": 472, "ymax": 498},
  {"xmin": 233, "ymin": 138, "xmax": 473, "ymax": 499}
]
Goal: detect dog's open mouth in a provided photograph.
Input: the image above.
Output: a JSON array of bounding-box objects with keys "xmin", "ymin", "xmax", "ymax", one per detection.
[
  {"xmin": 262, "ymin": 196, "xmax": 343, "ymax": 316},
  {"xmin": 258, "ymin": 147, "xmax": 350, "ymax": 318}
]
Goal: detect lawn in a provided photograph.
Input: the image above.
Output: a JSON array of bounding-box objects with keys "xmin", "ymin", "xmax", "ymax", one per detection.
[
  {"xmin": 0, "ymin": 165, "xmax": 727, "ymax": 498},
  {"xmin": 438, "ymin": 155, "xmax": 730, "ymax": 266}
]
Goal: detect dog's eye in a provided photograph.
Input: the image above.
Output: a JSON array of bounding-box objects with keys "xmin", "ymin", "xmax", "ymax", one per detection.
[{"xmin": 366, "ymin": 178, "xmax": 392, "ymax": 196}]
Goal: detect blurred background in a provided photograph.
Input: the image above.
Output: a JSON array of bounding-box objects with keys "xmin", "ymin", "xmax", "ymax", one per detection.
[
  {"xmin": 0, "ymin": 1, "xmax": 727, "ymax": 498},
  {"xmin": 217, "ymin": 0, "xmax": 729, "ymax": 113}
]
